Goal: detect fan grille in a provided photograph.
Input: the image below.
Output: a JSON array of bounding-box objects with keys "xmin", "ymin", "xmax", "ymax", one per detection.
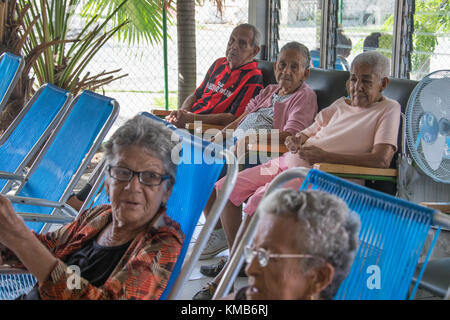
[{"xmin": 405, "ymin": 70, "xmax": 450, "ymax": 184}]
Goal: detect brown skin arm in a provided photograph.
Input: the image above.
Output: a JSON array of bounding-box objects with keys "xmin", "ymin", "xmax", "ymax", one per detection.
[
  {"xmin": 297, "ymin": 143, "xmax": 396, "ymax": 168},
  {"xmin": 0, "ymin": 195, "xmax": 58, "ymax": 283},
  {"xmin": 191, "ymin": 112, "xmax": 237, "ymax": 126},
  {"xmin": 235, "ymin": 131, "xmax": 293, "ymax": 158},
  {"xmin": 180, "ymin": 94, "xmax": 197, "ymax": 111},
  {"xmin": 167, "ymin": 109, "xmax": 237, "ymax": 128}
]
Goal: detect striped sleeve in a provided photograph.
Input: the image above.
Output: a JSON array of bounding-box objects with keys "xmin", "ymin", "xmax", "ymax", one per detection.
[
  {"xmin": 194, "ymin": 59, "xmax": 219, "ymax": 99},
  {"xmin": 229, "ymin": 77, "xmax": 263, "ymax": 117}
]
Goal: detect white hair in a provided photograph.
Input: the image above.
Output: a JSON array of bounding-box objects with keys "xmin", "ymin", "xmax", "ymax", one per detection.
[
  {"xmin": 351, "ymin": 51, "xmax": 390, "ymax": 79},
  {"xmin": 257, "ymin": 189, "xmax": 361, "ymax": 300},
  {"xmin": 104, "ymin": 115, "xmax": 178, "ymax": 186}
]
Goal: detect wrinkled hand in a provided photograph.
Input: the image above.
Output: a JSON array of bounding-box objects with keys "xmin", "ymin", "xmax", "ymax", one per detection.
[
  {"xmin": 166, "ymin": 110, "xmax": 195, "ymax": 129},
  {"xmin": 0, "ymin": 195, "xmax": 30, "ymax": 250},
  {"xmin": 285, "ymin": 133, "xmax": 307, "ymax": 153},
  {"xmin": 297, "ymin": 145, "xmax": 329, "ymax": 165}
]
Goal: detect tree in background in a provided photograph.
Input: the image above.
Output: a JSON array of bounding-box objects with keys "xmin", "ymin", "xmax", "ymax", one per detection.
[
  {"xmin": 0, "ymin": 0, "xmax": 132, "ymax": 131},
  {"xmin": 411, "ymin": 0, "xmax": 449, "ymax": 78},
  {"xmin": 382, "ymin": 0, "xmax": 449, "ymax": 79}
]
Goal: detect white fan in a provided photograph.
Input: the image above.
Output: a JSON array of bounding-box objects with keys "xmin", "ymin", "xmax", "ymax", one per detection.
[{"xmin": 405, "ymin": 70, "xmax": 450, "ymax": 184}]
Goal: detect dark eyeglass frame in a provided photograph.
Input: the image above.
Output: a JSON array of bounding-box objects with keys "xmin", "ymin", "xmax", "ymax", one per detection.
[
  {"xmin": 107, "ymin": 165, "xmax": 172, "ymax": 187},
  {"xmin": 244, "ymin": 245, "xmax": 320, "ymax": 268}
]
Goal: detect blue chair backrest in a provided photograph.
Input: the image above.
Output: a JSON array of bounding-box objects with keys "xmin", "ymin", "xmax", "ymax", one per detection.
[
  {"xmin": 87, "ymin": 112, "xmax": 226, "ymax": 299},
  {"xmin": 299, "ymin": 169, "xmax": 436, "ymax": 300},
  {"xmin": 13, "ymin": 91, "xmax": 118, "ymax": 233},
  {"xmin": 0, "ymin": 52, "xmax": 24, "ymax": 113},
  {"xmin": 0, "ymin": 84, "xmax": 71, "ymax": 192}
]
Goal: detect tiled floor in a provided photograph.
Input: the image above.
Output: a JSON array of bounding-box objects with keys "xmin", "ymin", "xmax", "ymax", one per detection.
[{"xmin": 178, "ymin": 216, "xmax": 248, "ymax": 300}]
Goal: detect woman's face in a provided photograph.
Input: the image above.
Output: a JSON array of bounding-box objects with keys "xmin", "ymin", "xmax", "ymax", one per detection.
[
  {"xmin": 274, "ymin": 49, "xmax": 309, "ymax": 94},
  {"xmin": 349, "ymin": 63, "xmax": 387, "ymax": 108},
  {"xmin": 245, "ymin": 214, "xmax": 317, "ymax": 300},
  {"xmin": 105, "ymin": 145, "xmax": 172, "ymax": 230}
]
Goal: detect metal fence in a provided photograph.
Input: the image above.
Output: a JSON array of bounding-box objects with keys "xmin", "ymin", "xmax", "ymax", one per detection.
[
  {"xmin": 67, "ymin": 0, "xmax": 447, "ymax": 134},
  {"xmin": 77, "ymin": 0, "xmax": 249, "ymax": 135},
  {"xmin": 278, "ymin": 0, "xmax": 449, "ymax": 79}
]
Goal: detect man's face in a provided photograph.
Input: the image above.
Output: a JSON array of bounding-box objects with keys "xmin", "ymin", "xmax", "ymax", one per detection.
[{"xmin": 226, "ymin": 27, "xmax": 259, "ymax": 69}]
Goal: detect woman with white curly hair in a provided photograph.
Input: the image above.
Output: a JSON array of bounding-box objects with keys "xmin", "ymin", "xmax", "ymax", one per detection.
[{"xmin": 234, "ymin": 188, "xmax": 360, "ymax": 300}]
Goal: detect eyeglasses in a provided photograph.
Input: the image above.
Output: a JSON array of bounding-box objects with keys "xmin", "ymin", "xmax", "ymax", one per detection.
[
  {"xmin": 244, "ymin": 245, "xmax": 319, "ymax": 268},
  {"xmin": 107, "ymin": 165, "xmax": 171, "ymax": 187}
]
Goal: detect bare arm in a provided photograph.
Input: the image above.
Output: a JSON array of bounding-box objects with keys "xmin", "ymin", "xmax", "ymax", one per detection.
[
  {"xmin": 298, "ymin": 143, "xmax": 396, "ymax": 168},
  {"xmin": 235, "ymin": 130, "xmax": 293, "ymax": 158},
  {"xmin": 0, "ymin": 196, "xmax": 58, "ymax": 283},
  {"xmin": 191, "ymin": 112, "xmax": 237, "ymax": 126},
  {"xmin": 222, "ymin": 111, "xmax": 249, "ymax": 131},
  {"xmin": 180, "ymin": 94, "xmax": 197, "ymax": 111}
]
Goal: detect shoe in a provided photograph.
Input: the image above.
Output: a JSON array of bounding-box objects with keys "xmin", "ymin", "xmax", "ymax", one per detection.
[
  {"xmin": 200, "ymin": 256, "xmax": 247, "ymax": 278},
  {"xmin": 199, "ymin": 228, "xmax": 228, "ymax": 260},
  {"xmin": 192, "ymin": 282, "xmax": 217, "ymax": 300},
  {"xmin": 192, "ymin": 282, "xmax": 234, "ymax": 300},
  {"xmin": 200, "ymin": 256, "xmax": 227, "ymax": 277}
]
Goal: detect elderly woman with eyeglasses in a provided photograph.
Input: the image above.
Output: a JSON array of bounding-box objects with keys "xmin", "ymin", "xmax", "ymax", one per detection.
[
  {"xmin": 0, "ymin": 115, "xmax": 184, "ymax": 300},
  {"xmin": 230, "ymin": 189, "xmax": 360, "ymax": 300}
]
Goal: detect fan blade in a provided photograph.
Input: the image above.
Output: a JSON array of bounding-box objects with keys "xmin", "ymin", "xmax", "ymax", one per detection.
[{"xmin": 422, "ymin": 134, "xmax": 445, "ymax": 171}]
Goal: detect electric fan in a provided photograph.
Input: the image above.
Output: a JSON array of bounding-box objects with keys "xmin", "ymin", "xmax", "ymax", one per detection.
[{"xmin": 405, "ymin": 69, "xmax": 450, "ymax": 184}]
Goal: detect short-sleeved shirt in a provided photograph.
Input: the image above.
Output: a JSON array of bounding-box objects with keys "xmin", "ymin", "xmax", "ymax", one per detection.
[
  {"xmin": 283, "ymin": 97, "xmax": 401, "ymax": 168},
  {"xmin": 191, "ymin": 58, "xmax": 263, "ymax": 117}
]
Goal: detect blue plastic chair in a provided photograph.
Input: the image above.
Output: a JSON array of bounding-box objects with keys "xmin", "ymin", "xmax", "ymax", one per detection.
[
  {"xmin": 0, "ymin": 112, "xmax": 238, "ymax": 300},
  {"xmin": 0, "ymin": 52, "xmax": 24, "ymax": 114},
  {"xmin": 215, "ymin": 167, "xmax": 450, "ymax": 300},
  {"xmin": 0, "ymin": 84, "xmax": 72, "ymax": 193},
  {"xmin": 0, "ymin": 91, "xmax": 119, "ymax": 300},
  {"xmin": 8, "ymin": 91, "xmax": 119, "ymax": 233}
]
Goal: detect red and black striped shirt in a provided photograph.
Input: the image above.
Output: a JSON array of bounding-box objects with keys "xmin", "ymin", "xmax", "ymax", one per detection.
[{"xmin": 191, "ymin": 57, "xmax": 263, "ymax": 117}]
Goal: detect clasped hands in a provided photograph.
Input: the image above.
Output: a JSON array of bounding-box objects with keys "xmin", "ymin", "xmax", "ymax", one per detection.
[{"xmin": 285, "ymin": 133, "xmax": 328, "ymax": 165}]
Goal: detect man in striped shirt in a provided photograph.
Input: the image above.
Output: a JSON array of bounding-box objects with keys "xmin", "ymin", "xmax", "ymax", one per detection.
[{"xmin": 167, "ymin": 24, "xmax": 264, "ymax": 128}]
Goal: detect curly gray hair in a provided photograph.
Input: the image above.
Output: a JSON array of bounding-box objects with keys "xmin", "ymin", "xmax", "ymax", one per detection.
[
  {"xmin": 257, "ymin": 189, "xmax": 361, "ymax": 300},
  {"xmin": 104, "ymin": 115, "xmax": 178, "ymax": 188}
]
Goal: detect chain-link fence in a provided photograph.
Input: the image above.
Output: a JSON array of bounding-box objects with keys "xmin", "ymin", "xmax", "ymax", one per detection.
[
  {"xmin": 411, "ymin": 0, "xmax": 450, "ymax": 80},
  {"xmin": 76, "ymin": 0, "xmax": 248, "ymax": 135},
  {"xmin": 278, "ymin": 0, "xmax": 322, "ymax": 59},
  {"xmin": 66, "ymin": 0, "xmax": 447, "ymax": 136},
  {"xmin": 335, "ymin": 0, "xmax": 395, "ymax": 72},
  {"xmin": 278, "ymin": 0, "xmax": 449, "ymax": 79}
]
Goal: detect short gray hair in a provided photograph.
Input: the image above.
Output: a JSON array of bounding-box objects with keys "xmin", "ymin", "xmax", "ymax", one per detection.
[
  {"xmin": 351, "ymin": 51, "xmax": 390, "ymax": 79},
  {"xmin": 257, "ymin": 189, "xmax": 360, "ymax": 300},
  {"xmin": 104, "ymin": 115, "xmax": 178, "ymax": 186},
  {"xmin": 279, "ymin": 41, "xmax": 311, "ymax": 70},
  {"xmin": 235, "ymin": 23, "xmax": 261, "ymax": 49}
]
